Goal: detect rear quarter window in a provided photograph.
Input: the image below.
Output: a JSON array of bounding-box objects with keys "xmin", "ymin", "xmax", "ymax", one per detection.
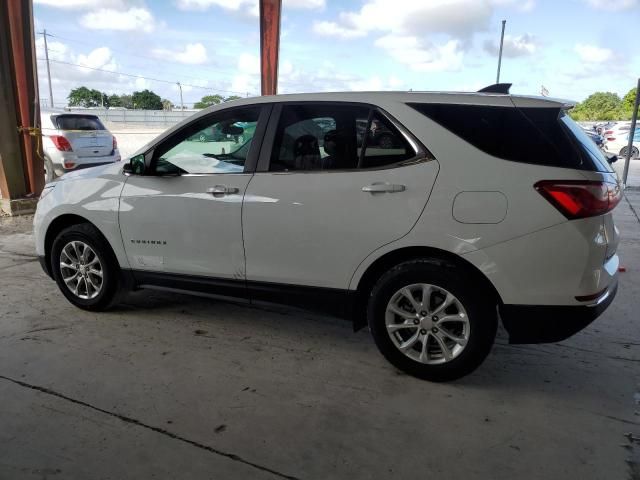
[
  {"xmin": 53, "ymin": 115, "xmax": 106, "ymax": 131},
  {"xmin": 408, "ymin": 103, "xmax": 608, "ymax": 172}
]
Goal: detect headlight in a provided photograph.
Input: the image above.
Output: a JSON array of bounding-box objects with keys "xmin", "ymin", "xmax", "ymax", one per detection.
[{"xmin": 39, "ymin": 185, "xmax": 55, "ymax": 201}]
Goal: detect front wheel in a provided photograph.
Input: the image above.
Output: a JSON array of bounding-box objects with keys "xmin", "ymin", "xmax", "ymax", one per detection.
[
  {"xmin": 51, "ymin": 223, "xmax": 121, "ymax": 311},
  {"xmin": 620, "ymin": 146, "xmax": 640, "ymax": 159},
  {"xmin": 368, "ymin": 259, "xmax": 497, "ymax": 381}
]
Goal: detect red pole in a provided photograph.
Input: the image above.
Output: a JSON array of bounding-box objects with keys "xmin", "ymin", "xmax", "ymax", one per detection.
[
  {"xmin": 259, "ymin": 0, "xmax": 281, "ymax": 96},
  {"xmin": 6, "ymin": 0, "xmax": 41, "ymax": 195}
]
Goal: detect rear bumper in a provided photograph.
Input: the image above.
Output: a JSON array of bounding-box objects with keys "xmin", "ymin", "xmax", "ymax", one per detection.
[{"xmin": 500, "ymin": 279, "xmax": 617, "ymax": 344}]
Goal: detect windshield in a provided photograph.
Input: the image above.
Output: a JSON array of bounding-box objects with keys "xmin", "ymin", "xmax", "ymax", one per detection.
[
  {"xmin": 560, "ymin": 112, "xmax": 612, "ymax": 173},
  {"xmin": 54, "ymin": 114, "xmax": 106, "ymax": 131}
]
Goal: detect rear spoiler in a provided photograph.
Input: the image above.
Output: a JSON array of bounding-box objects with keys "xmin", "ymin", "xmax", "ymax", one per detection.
[{"xmin": 478, "ymin": 83, "xmax": 512, "ymax": 94}]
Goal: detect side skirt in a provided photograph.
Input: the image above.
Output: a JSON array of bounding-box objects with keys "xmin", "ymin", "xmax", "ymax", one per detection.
[{"xmin": 129, "ymin": 270, "xmax": 356, "ymax": 321}]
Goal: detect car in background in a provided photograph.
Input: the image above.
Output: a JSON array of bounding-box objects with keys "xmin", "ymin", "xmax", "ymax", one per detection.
[
  {"xmin": 603, "ymin": 122, "xmax": 632, "ymax": 145},
  {"xmin": 41, "ymin": 110, "xmax": 121, "ymax": 183},
  {"xmin": 583, "ymin": 128, "xmax": 605, "ymax": 149},
  {"xmin": 605, "ymin": 127, "xmax": 640, "ymax": 159}
]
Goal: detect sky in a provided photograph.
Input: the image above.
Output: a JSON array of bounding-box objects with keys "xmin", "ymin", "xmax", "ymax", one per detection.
[{"xmin": 33, "ymin": 0, "xmax": 640, "ymax": 108}]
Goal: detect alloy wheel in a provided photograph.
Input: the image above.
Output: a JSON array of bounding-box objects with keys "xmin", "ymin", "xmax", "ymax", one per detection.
[
  {"xmin": 385, "ymin": 283, "xmax": 470, "ymax": 365},
  {"xmin": 59, "ymin": 241, "xmax": 104, "ymax": 299}
]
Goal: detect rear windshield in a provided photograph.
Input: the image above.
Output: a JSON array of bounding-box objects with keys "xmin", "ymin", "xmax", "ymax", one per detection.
[
  {"xmin": 53, "ymin": 114, "xmax": 105, "ymax": 131},
  {"xmin": 408, "ymin": 103, "xmax": 610, "ymax": 172}
]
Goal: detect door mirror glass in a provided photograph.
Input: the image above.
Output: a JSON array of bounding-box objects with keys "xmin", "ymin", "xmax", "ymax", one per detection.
[{"xmin": 130, "ymin": 154, "xmax": 146, "ymax": 175}]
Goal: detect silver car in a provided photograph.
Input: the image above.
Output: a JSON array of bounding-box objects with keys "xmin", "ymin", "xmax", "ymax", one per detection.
[{"xmin": 41, "ymin": 110, "xmax": 121, "ymax": 182}]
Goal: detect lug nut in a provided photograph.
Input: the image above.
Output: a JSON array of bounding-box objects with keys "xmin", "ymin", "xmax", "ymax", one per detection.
[
  {"xmin": 420, "ymin": 311, "xmax": 427, "ymax": 317},
  {"xmin": 420, "ymin": 329, "xmax": 427, "ymax": 335},
  {"xmin": 432, "ymin": 327, "xmax": 439, "ymax": 333},
  {"xmin": 413, "ymin": 319, "xmax": 420, "ymax": 325},
  {"xmin": 432, "ymin": 316, "xmax": 438, "ymax": 321}
]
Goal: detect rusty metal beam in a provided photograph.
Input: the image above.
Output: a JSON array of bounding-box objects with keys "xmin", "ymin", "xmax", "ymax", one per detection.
[{"xmin": 259, "ymin": 0, "xmax": 282, "ymax": 96}]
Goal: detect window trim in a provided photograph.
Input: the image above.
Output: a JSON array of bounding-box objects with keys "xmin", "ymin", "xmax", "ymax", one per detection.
[
  {"xmin": 144, "ymin": 104, "xmax": 272, "ymax": 176},
  {"xmin": 255, "ymin": 101, "xmax": 433, "ymax": 174}
]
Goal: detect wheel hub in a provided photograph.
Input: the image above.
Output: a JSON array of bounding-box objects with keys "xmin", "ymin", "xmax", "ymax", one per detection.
[{"xmin": 59, "ymin": 240, "xmax": 103, "ymax": 300}]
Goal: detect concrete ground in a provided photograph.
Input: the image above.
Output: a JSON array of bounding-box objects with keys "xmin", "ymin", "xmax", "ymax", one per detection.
[{"xmin": 0, "ymin": 196, "xmax": 639, "ymax": 480}]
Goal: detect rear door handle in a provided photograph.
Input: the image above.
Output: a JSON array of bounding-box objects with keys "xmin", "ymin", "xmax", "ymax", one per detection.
[
  {"xmin": 362, "ymin": 182, "xmax": 406, "ymax": 193},
  {"xmin": 207, "ymin": 185, "xmax": 239, "ymax": 196}
]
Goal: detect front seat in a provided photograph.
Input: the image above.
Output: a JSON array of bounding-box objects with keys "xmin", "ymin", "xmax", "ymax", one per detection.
[
  {"xmin": 293, "ymin": 134, "xmax": 322, "ymax": 170},
  {"xmin": 322, "ymin": 130, "xmax": 353, "ymax": 170}
]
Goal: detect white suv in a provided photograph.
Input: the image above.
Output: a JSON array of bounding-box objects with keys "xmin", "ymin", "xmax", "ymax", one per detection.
[
  {"xmin": 41, "ymin": 110, "xmax": 121, "ymax": 182},
  {"xmin": 34, "ymin": 88, "xmax": 621, "ymax": 381}
]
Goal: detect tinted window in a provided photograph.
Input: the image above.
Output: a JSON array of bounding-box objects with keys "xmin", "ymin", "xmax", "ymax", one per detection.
[
  {"xmin": 54, "ymin": 115, "xmax": 105, "ymax": 131},
  {"xmin": 408, "ymin": 103, "xmax": 607, "ymax": 171},
  {"xmin": 270, "ymin": 104, "xmax": 415, "ymax": 171},
  {"xmin": 154, "ymin": 107, "xmax": 260, "ymax": 175},
  {"xmin": 360, "ymin": 112, "xmax": 415, "ymax": 168}
]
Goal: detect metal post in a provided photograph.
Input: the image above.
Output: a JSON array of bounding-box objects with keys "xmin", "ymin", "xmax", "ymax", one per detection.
[
  {"xmin": 259, "ymin": 0, "xmax": 282, "ymax": 96},
  {"xmin": 177, "ymin": 82, "xmax": 183, "ymax": 111},
  {"xmin": 496, "ymin": 20, "xmax": 506, "ymax": 84},
  {"xmin": 622, "ymin": 78, "xmax": 639, "ymax": 187},
  {"xmin": 42, "ymin": 29, "xmax": 53, "ymax": 108}
]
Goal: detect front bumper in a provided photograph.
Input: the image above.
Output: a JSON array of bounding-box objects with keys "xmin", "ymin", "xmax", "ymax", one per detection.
[{"xmin": 500, "ymin": 279, "xmax": 618, "ymax": 344}]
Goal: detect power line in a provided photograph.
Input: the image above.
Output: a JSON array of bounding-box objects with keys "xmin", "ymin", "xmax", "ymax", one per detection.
[
  {"xmin": 39, "ymin": 30, "xmax": 247, "ymax": 84},
  {"xmin": 36, "ymin": 57, "xmax": 254, "ymax": 96}
]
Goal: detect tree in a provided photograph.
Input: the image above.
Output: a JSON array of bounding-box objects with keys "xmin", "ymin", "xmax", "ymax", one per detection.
[
  {"xmin": 194, "ymin": 94, "xmax": 224, "ymax": 109},
  {"xmin": 162, "ymin": 99, "xmax": 174, "ymax": 111},
  {"xmin": 569, "ymin": 92, "xmax": 622, "ymax": 121},
  {"xmin": 131, "ymin": 89, "xmax": 163, "ymax": 110},
  {"xmin": 224, "ymin": 95, "xmax": 242, "ymax": 102},
  {"xmin": 109, "ymin": 94, "xmax": 133, "ymax": 109},
  {"xmin": 621, "ymin": 87, "xmax": 638, "ymax": 120},
  {"xmin": 68, "ymin": 86, "xmax": 108, "ymax": 108}
]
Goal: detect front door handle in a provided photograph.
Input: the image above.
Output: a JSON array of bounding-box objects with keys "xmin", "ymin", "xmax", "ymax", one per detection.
[
  {"xmin": 362, "ymin": 182, "xmax": 406, "ymax": 193},
  {"xmin": 207, "ymin": 185, "xmax": 239, "ymax": 196}
]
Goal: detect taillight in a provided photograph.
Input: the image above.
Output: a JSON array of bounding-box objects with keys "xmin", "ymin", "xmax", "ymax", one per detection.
[
  {"xmin": 604, "ymin": 130, "xmax": 613, "ymax": 135},
  {"xmin": 534, "ymin": 180, "xmax": 621, "ymax": 219},
  {"xmin": 50, "ymin": 135, "xmax": 73, "ymax": 152},
  {"xmin": 606, "ymin": 137, "xmax": 615, "ymax": 141},
  {"xmin": 112, "ymin": 136, "xmax": 118, "ymax": 150}
]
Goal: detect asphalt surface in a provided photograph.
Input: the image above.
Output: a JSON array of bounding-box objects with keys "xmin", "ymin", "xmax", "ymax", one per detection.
[{"xmin": 0, "ymin": 195, "xmax": 639, "ymax": 480}]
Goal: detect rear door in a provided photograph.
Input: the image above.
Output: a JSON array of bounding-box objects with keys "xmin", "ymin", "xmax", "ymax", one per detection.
[
  {"xmin": 53, "ymin": 114, "xmax": 113, "ymax": 158},
  {"xmin": 242, "ymin": 102, "xmax": 439, "ymax": 290}
]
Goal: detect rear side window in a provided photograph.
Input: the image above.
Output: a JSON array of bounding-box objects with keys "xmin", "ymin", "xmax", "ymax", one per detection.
[
  {"xmin": 53, "ymin": 114, "xmax": 105, "ymax": 131},
  {"xmin": 408, "ymin": 103, "xmax": 608, "ymax": 171},
  {"xmin": 270, "ymin": 104, "xmax": 416, "ymax": 172}
]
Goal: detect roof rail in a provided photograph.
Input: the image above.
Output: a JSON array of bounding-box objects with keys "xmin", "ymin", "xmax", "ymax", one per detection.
[{"xmin": 478, "ymin": 83, "xmax": 512, "ymax": 94}]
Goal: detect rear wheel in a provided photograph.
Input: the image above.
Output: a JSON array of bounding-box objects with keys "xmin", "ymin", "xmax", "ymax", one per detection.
[
  {"xmin": 620, "ymin": 146, "xmax": 639, "ymax": 159},
  {"xmin": 368, "ymin": 259, "xmax": 497, "ymax": 381},
  {"xmin": 51, "ymin": 223, "xmax": 121, "ymax": 311}
]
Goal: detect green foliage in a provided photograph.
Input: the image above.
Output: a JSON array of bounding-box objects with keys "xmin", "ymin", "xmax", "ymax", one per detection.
[
  {"xmin": 108, "ymin": 94, "xmax": 134, "ymax": 109},
  {"xmin": 194, "ymin": 94, "xmax": 224, "ymax": 109},
  {"xmin": 68, "ymin": 86, "xmax": 108, "ymax": 108},
  {"xmin": 132, "ymin": 89, "xmax": 163, "ymax": 110},
  {"xmin": 161, "ymin": 99, "xmax": 174, "ymax": 111},
  {"xmin": 224, "ymin": 95, "xmax": 242, "ymax": 102},
  {"xmin": 620, "ymin": 87, "xmax": 638, "ymax": 120},
  {"xmin": 569, "ymin": 92, "xmax": 622, "ymax": 121}
]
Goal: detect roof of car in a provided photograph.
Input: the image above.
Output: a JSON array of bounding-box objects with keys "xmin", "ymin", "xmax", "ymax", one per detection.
[{"xmin": 216, "ymin": 91, "xmax": 572, "ymax": 109}]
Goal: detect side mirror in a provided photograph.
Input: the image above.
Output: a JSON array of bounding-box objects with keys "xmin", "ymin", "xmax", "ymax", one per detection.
[{"xmin": 129, "ymin": 154, "xmax": 146, "ymax": 174}]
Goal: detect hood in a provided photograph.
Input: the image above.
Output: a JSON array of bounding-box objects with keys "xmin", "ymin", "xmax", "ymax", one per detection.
[{"xmin": 52, "ymin": 162, "xmax": 124, "ymax": 184}]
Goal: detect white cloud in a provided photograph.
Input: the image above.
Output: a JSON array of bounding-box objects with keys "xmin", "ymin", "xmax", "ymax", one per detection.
[
  {"xmin": 77, "ymin": 47, "xmax": 118, "ymax": 71},
  {"xmin": 575, "ymin": 43, "xmax": 614, "ymax": 63},
  {"xmin": 34, "ymin": 0, "xmax": 125, "ymax": 8},
  {"xmin": 375, "ymin": 36, "xmax": 464, "ymax": 72},
  {"xmin": 312, "ymin": 21, "xmax": 366, "ymax": 39},
  {"xmin": 484, "ymin": 33, "xmax": 538, "ymax": 57},
  {"xmin": 79, "ymin": 7, "xmax": 156, "ymax": 32},
  {"xmin": 583, "ymin": 0, "xmax": 638, "ymax": 10},
  {"xmin": 238, "ymin": 53, "xmax": 260, "ymax": 75},
  {"xmin": 175, "ymin": 0, "xmax": 324, "ymax": 16},
  {"xmin": 152, "ymin": 43, "xmax": 208, "ymax": 65}
]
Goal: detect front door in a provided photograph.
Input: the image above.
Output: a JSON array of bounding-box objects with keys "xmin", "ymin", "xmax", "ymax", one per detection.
[
  {"xmin": 119, "ymin": 105, "xmax": 269, "ymax": 280},
  {"xmin": 242, "ymin": 102, "xmax": 439, "ymax": 290}
]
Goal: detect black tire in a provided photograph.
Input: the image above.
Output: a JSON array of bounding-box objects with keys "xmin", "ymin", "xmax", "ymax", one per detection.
[
  {"xmin": 367, "ymin": 259, "xmax": 497, "ymax": 382},
  {"xmin": 50, "ymin": 223, "xmax": 121, "ymax": 311},
  {"xmin": 44, "ymin": 156, "xmax": 55, "ymax": 183},
  {"xmin": 620, "ymin": 146, "xmax": 639, "ymax": 159}
]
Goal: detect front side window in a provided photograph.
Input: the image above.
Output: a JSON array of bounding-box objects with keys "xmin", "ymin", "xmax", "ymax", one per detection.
[
  {"xmin": 154, "ymin": 107, "xmax": 260, "ymax": 175},
  {"xmin": 270, "ymin": 104, "xmax": 415, "ymax": 172}
]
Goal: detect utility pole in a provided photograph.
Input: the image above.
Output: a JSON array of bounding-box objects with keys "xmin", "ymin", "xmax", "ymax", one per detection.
[
  {"xmin": 42, "ymin": 29, "xmax": 53, "ymax": 108},
  {"xmin": 622, "ymin": 77, "xmax": 639, "ymax": 187},
  {"xmin": 496, "ymin": 19, "xmax": 506, "ymax": 84},
  {"xmin": 259, "ymin": 0, "xmax": 282, "ymax": 95},
  {"xmin": 176, "ymin": 82, "xmax": 184, "ymax": 111}
]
